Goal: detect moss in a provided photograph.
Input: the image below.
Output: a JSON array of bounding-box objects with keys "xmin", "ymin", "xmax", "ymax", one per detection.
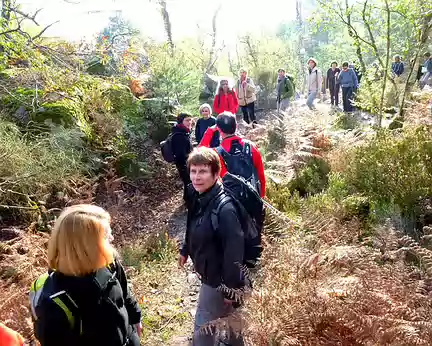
[
  {"xmin": 388, "ymin": 116, "xmax": 404, "ymax": 130},
  {"xmin": 32, "ymin": 99, "xmax": 93, "ymax": 138},
  {"xmin": 0, "ymin": 87, "xmax": 41, "ymax": 114}
]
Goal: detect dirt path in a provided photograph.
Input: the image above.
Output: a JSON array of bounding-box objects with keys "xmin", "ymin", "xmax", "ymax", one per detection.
[{"xmin": 0, "ymin": 102, "xmax": 336, "ymax": 345}]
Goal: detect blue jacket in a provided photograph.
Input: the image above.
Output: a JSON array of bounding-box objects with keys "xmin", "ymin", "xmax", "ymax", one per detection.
[
  {"xmin": 338, "ymin": 68, "xmax": 358, "ymax": 88},
  {"xmin": 392, "ymin": 62, "xmax": 404, "ymax": 76},
  {"xmin": 426, "ymin": 58, "xmax": 432, "ymax": 73}
]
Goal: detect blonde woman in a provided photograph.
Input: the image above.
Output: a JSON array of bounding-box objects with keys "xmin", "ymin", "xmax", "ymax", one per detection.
[
  {"xmin": 30, "ymin": 204, "xmax": 142, "ymax": 346},
  {"xmin": 195, "ymin": 103, "xmax": 220, "ymax": 147}
]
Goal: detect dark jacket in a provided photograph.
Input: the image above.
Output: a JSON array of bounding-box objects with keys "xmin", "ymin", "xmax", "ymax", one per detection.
[
  {"xmin": 33, "ymin": 260, "xmax": 141, "ymax": 346},
  {"xmin": 195, "ymin": 117, "xmax": 220, "ymax": 147},
  {"xmin": 171, "ymin": 124, "xmax": 192, "ymax": 166},
  {"xmin": 326, "ymin": 68, "xmax": 340, "ymax": 89},
  {"xmin": 181, "ymin": 183, "xmax": 245, "ymax": 296},
  {"xmin": 392, "ymin": 62, "xmax": 404, "ymax": 76}
]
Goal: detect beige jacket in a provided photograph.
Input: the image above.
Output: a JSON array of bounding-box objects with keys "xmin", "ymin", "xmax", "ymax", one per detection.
[
  {"xmin": 235, "ymin": 77, "xmax": 257, "ymax": 106},
  {"xmin": 306, "ymin": 67, "xmax": 323, "ymax": 93}
]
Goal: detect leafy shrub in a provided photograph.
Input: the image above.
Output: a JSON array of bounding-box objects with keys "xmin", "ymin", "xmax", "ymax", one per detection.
[
  {"xmin": 289, "ymin": 157, "xmax": 331, "ymax": 196},
  {"xmin": 333, "ymin": 111, "xmax": 360, "ymax": 130},
  {"xmin": 0, "ymin": 119, "xmax": 88, "ymax": 221},
  {"xmin": 343, "ymin": 126, "xmax": 432, "ymax": 212}
]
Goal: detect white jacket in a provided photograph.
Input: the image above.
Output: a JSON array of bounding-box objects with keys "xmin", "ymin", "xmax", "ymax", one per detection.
[{"xmin": 307, "ymin": 67, "xmax": 323, "ymax": 93}]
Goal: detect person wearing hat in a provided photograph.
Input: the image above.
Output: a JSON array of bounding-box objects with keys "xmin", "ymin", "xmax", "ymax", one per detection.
[
  {"xmin": 235, "ymin": 68, "xmax": 257, "ymax": 124},
  {"xmin": 171, "ymin": 113, "xmax": 193, "ymax": 201},
  {"xmin": 306, "ymin": 58, "xmax": 323, "ymax": 110}
]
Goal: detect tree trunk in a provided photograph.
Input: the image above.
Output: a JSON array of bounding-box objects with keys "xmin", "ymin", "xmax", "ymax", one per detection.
[
  {"xmin": 399, "ymin": 9, "xmax": 432, "ymax": 116},
  {"xmin": 378, "ymin": 0, "xmax": 391, "ymax": 127},
  {"xmin": 296, "ymin": 0, "xmax": 306, "ymax": 94},
  {"xmin": 205, "ymin": 6, "xmax": 221, "ymax": 74},
  {"xmin": 158, "ymin": 0, "xmax": 174, "ymax": 56}
]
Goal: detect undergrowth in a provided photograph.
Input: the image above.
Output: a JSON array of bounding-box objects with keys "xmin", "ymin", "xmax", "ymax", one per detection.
[
  {"xmin": 121, "ymin": 231, "xmax": 193, "ymax": 345},
  {"xmin": 0, "ymin": 119, "xmax": 89, "ymax": 222}
]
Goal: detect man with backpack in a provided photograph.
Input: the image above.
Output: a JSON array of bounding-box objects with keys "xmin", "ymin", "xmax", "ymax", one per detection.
[
  {"xmin": 276, "ymin": 68, "xmax": 295, "ymax": 113},
  {"xmin": 180, "ymin": 146, "xmax": 262, "ymax": 346},
  {"xmin": 198, "ymin": 112, "xmax": 266, "ymax": 198},
  {"xmin": 235, "ymin": 68, "xmax": 257, "ymax": 125}
]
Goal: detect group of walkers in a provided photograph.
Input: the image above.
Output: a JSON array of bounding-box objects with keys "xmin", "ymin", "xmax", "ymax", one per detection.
[
  {"xmin": 27, "ymin": 67, "xmax": 267, "ymax": 345},
  {"xmin": 12, "ymin": 53, "xmax": 432, "ymax": 346}
]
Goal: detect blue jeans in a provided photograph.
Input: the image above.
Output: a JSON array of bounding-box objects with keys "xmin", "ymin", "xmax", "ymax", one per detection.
[
  {"xmin": 342, "ymin": 86, "xmax": 354, "ymax": 112},
  {"xmin": 307, "ymin": 91, "xmax": 317, "ymax": 109}
]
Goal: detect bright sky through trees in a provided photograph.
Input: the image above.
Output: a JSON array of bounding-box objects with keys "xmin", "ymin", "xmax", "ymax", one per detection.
[{"xmin": 19, "ymin": 0, "xmax": 297, "ymax": 45}]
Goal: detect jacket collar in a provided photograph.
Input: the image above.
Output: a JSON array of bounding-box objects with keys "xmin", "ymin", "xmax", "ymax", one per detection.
[{"xmin": 197, "ymin": 182, "xmax": 223, "ymax": 211}]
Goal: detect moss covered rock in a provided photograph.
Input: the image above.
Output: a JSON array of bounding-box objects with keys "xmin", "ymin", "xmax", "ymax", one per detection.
[
  {"xmin": 388, "ymin": 116, "xmax": 404, "ymax": 130},
  {"xmin": 33, "ymin": 98, "xmax": 93, "ymax": 137}
]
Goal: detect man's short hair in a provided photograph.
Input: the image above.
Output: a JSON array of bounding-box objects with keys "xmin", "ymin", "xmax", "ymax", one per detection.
[
  {"xmin": 216, "ymin": 112, "xmax": 236, "ymax": 135},
  {"xmin": 425, "ymin": 52, "xmax": 431, "ymax": 58},
  {"xmin": 331, "ymin": 61, "xmax": 338, "ymax": 66},
  {"xmin": 187, "ymin": 147, "xmax": 221, "ymax": 176},
  {"xmin": 342, "ymin": 61, "xmax": 349, "ymax": 68},
  {"xmin": 277, "ymin": 68, "xmax": 285, "ymax": 73}
]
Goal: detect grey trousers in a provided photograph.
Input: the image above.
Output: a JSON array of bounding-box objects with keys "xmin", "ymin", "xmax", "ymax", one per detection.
[
  {"xmin": 193, "ymin": 284, "xmax": 244, "ymax": 346},
  {"xmin": 277, "ymin": 98, "xmax": 290, "ymax": 112}
]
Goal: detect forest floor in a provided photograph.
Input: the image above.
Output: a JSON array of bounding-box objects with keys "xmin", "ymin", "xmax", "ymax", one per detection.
[{"xmin": 0, "ymin": 99, "xmax": 382, "ymax": 345}]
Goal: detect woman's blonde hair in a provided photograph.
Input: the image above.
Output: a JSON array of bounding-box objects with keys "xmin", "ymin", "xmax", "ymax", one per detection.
[
  {"xmin": 48, "ymin": 204, "xmax": 115, "ymax": 276},
  {"xmin": 199, "ymin": 103, "xmax": 212, "ymax": 114}
]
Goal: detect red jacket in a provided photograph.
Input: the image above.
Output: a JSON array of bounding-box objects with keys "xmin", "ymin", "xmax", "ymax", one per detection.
[
  {"xmin": 199, "ymin": 127, "xmax": 266, "ymax": 197},
  {"xmin": 213, "ymin": 91, "xmax": 239, "ymax": 115}
]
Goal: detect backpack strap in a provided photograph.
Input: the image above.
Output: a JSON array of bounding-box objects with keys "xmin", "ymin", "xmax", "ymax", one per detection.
[
  {"xmin": 49, "ymin": 290, "xmax": 81, "ymax": 334},
  {"xmin": 210, "ymin": 193, "xmax": 232, "ymax": 231}
]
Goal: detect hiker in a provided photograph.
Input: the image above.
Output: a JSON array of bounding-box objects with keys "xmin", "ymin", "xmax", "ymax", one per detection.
[
  {"xmin": 235, "ymin": 68, "xmax": 257, "ymax": 124},
  {"xmin": 199, "ymin": 112, "xmax": 266, "ymax": 198},
  {"xmin": 276, "ymin": 68, "xmax": 295, "ymax": 113},
  {"xmin": 306, "ymin": 58, "xmax": 323, "ymax": 110},
  {"xmin": 338, "ymin": 61, "xmax": 358, "ymax": 113},
  {"xmin": 30, "ymin": 204, "xmax": 142, "ymax": 346},
  {"xmin": 351, "ymin": 61, "xmax": 362, "ymax": 84},
  {"xmin": 0, "ymin": 322, "xmax": 25, "ymax": 346},
  {"xmin": 392, "ymin": 55, "xmax": 404, "ymax": 77},
  {"xmin": 420, "ymin": 52, "xmax": 432, "ymax": 89},
  {"xmin": 171, "ymin": 113, "xmax": 193, "ymax": 201},
  {"xmin": 213, "ymin": 79, "xmax": 239, "ymax": 115},
  {"xmin": 326, "ymin": 61, "xmax": 341, "ymax": 107},
  {"xmin": 180, "ymin": 147, "xmax": 249, "ymax": 346},
  {"xmin": 195, "ymin": 104, "xmax": 220, "ymax": 148}
]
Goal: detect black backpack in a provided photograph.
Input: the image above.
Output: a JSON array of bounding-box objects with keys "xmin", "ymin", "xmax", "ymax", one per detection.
[
  {"xmin": 160, "ymin": 132, "xmax": 180, "ymax": 163},
  {"xmin": 31, "ymin": 263, "xmax": 131, "ymax": 345},
  {"xmin": 215, "ymin": 139, "xmax": 261, "ymax": 194},
  {"xmin": 210, "ymin": 173, "xmax": 264, "ymax": 268}
]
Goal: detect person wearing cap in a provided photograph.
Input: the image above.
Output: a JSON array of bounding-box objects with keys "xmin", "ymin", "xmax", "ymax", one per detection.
[
  {"xmin": 276, "ymin": 68, "xmax": 294, "ymax": 113},
  {"xmin": 235, "ymin": 68, "xmax": 257, "ymax": 124},
  {"xmin": 213, "ymin": 79, "xmax": 239, "ymax": 115},
  {"xmin": 171, "ymin": 113, "xmax": 193, "ymax": 201},
  {"xmin": 306, "ymin": 58, "xmax": 323, "ymax": 110},
  {"xmin": 198, "ymin": 112, "xmax": 266, "ymax": 198}
]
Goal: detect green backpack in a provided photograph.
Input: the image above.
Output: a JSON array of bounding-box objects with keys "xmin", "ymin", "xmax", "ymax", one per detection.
[{"xmin": 285, "ymin": 75, "xmax": 295, "ymax": 98}]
